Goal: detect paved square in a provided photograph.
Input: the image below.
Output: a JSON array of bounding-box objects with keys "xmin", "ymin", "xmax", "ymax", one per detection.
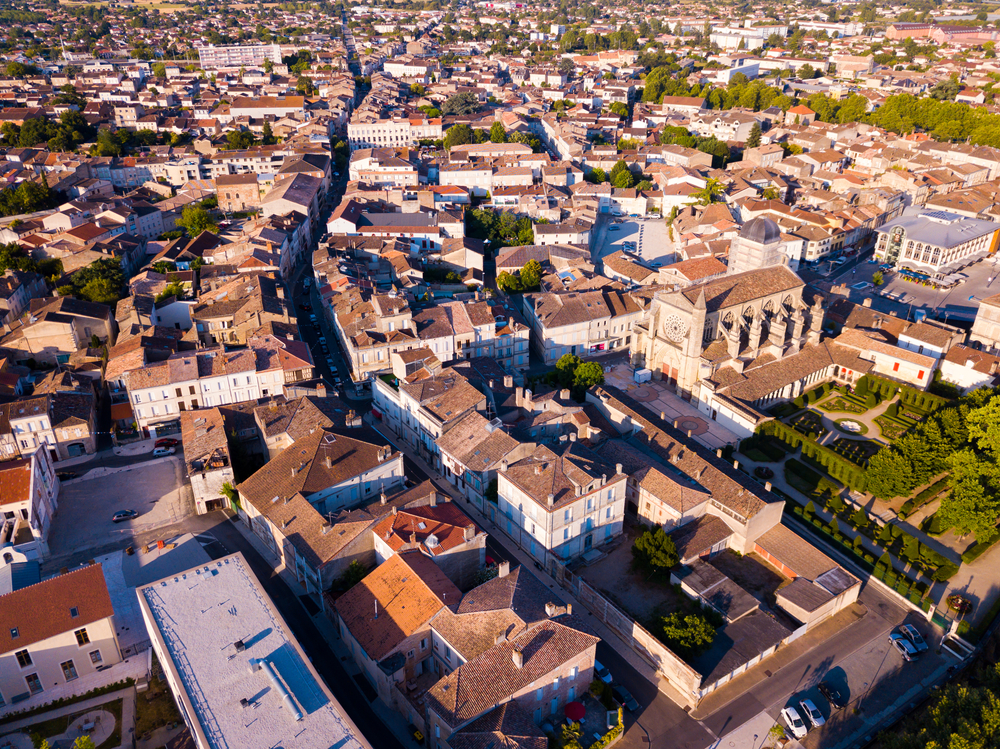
[{"xmin": 48, "ymin": 458, "xmax": 194, "ymax": 560}]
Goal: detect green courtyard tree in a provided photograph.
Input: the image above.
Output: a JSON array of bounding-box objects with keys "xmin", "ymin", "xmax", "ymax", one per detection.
[
  {"xmin": 631, "ymin": 527, "xmax": 679, "ymax": 575},
  {"xmin": 444, "ymin": 123, "xmax": 474, "ymax": 150},
  {"xmin": 178, "ymin": 203, "xmax": 218, "ymax": 236},
  {"xmin": 660, "ymin": 612, "xmax": 716, "ymax": 655},
  {"xmin": 555, "ymin": 353, "xmax": 583, "ymax": 386},
  {"xmin": 441, "ymin": 92, "xmax": 480, "ymax": 115},
  {"xmin": 489, "ymin": 121, "xmax": 507, "ymax": 143},
  {"xmin": 519, "ymin": 259, "xmax": 542, "ymax": 290},
  {"xmin": 745, "ymin": 121, "xmax": 762, "ymax": 149},
  {"xmin": 573, "ymin": 361, "xmax": 605, "ymax": 389}
]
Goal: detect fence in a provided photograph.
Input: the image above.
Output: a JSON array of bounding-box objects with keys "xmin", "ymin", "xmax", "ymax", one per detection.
[
  {"xmin": 556, "ymin": 562, "xmax": 702, "ymax": 707},
  {"xmin": 121, "ymin": 639, "xmax": 152, "ymax": 659}
]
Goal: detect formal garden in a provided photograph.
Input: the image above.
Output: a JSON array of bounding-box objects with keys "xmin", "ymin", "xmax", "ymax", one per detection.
[{"xmin": 740, "ymin": 377, "xmax": 1000, "ymax": 637}]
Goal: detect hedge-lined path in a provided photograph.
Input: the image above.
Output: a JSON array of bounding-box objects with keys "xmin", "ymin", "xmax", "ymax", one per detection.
[{"xmin": 808, "ymin": 394, "xmax": 899, "ymax": 447}]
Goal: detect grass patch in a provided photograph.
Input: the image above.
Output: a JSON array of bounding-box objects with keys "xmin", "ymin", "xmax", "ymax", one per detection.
[
  {"xmin": 0, "ymin": 679, "xmax": 134, "ymax": 729},
  {"xmin": 829, "ymin": 437, "xmax": 880, "ymax": 466},
  {"xmin": 820, "ymin": 394, "xmax": 869, "ymax": 414},
  {"xmin": 135, "ymin": 678, "xmax": 183, "ymax": 739},
  {"xmin": 875, "ymin": 413, "xmax": 915, "ymax": 440},
  {"xmin": 25, "ymin": 715, "xmax": 70, "ymax": 745},
  {"xmin": 785, "ymin": 459, "xmax": 843, "ymax": 504},
  {"xmin": 832, "ymin": 418, "xmax": 868, "ymax": 435}
]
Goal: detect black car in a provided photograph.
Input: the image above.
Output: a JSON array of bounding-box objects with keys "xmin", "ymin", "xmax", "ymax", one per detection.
[
  {"xmin": 754, "ymin": 466, "xmax": 774, "ymax": 480},
  {"xmin": 612, "ymin": 685, "xmax": 640, "ymax": 713},
  {"xmin": 112, "ymin": 510, "xmax": 139, "ymax": 523},
  {"xmin": 818, "ymin": 682, "xmax": 846, "ymax": 710},
  {"xmin": 56, "ymin": 471, "xmax": 78, "ymax": 480}
]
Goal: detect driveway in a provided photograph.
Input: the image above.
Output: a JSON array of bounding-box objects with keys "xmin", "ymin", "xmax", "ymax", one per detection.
[{"xmin": 47, "ymin": 457, "xmax": 194, "ymax": 560}]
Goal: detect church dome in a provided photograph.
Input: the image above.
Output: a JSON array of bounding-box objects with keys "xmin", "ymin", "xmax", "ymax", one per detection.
[{"xmin": 739, "ymin": 216, "xmax": 781, "ymax": 245}]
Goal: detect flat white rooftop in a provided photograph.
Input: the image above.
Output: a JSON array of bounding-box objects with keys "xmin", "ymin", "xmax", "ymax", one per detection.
[{"xmin": 138, "ymin": 552, "xmax": 370, "ymax": 749}]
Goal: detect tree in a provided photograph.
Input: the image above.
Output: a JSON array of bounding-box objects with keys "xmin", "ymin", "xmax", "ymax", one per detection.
[
  {"xmin": 337, "ymin": 560, "xmax": 369, "ymax": 590},
  {"xmin": 496, "ymin": 270, "xmax": 523, "ymax": 293},
  {"xmin": 940, "ymin": 449, "xmax": 1000, "ymax": 541},
  {"xmin": 489, "ymin": 121, "xmax": 507, "ymax": 143},
  {"xmin": 519, "ymin": 259, "xmax": 542, "ymax": 290},
  {"xmin": 573, "ymin": 362, "xmax": 605, "ymax": 389},
  {"xmin": 73, "ymin": 737, "xmax": 96, "ymax": 749},
  {"xmin": 872, "ymin": 270, "xmax": 884, "ymax": 287},
  {"xmin": 152, "ymin": 62, "xmax": 167, "ymax": 78},
  {"xmin": 613, "ymin": 169, "xmax": 635, "ymax": 189},
  {"xmin": 220, "ymin": 481, "xmax": 238, "ymax": 509},
  {"xmin": 155, "ymin": 282, "xmax": 185, "ymax": 302},
  {"xmin": 558, "ymin": 57, "xmax": 575, "ymax": 77},
  {"xmin": 690, "ymin": 177, "xmax": 724, "ymax": 206},
  {"xmin": 660, "ymin": 612, "xmax": 716, "ymax": 655},
  {"xmin": 555, "ymin": 353, "xmax": 583, "ymax": 386},
  {"xmin": 441, "ymin": 92, "xmax": 480, "ymax": 115},
  {"xmin": 587, "ymin": 167, "xmax": 607, "ymax": 184},
  {"xmin": 261, "ymin": 121, "xmax": 276, "ymax": 145},
  {"xmin": 560, "ymin": 722, "xmax": 584, "ymax": 749},
  {"xmin": 178, "ymin": 204, "xmax": 218, "ymax": 236},
  {"xmin": 762, "ymin": 186, "xmax": 780, "ymax": 200},
  {"xmin": 296, "ymin": 75, "xmax": 315, "ymax": 95},
  {"xmin": 609, "ymin": 101, "xmax": 629, "ymax": 118},
  {"xmin": 631, "ymin": 527, "xmax": 679, "ymax": 575},
  {"xmin": 444, "ymin": 123, "xmax": 474, "ymax": 150},
  {"xmin": 745, "ymin": 122, "xmax": 761, "ymax": 149}
]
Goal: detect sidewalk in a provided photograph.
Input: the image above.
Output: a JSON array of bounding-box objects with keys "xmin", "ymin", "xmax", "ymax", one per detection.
[
  {"xmin": 362, "ymin": 413, "xmax": 681, "ymax": 702},
  {"xmin": 0, "ymin": 686, "xmax": 134, "ymax": 733}
]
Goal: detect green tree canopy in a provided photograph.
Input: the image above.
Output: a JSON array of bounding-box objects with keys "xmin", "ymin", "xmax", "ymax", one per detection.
[
  {"xmin": 573, "ymin": 362, "xmax": 605, "ymax": 389},
  {"xmin": 519, "ymin": 259, "xmax": 542, "ymax": 291},
  {"xmin": 660, "ymin": 612, "xmax": 716, "ymax": 655},
  {"xmin": 441, "ymin": 92, "xmax": 480, "ymax": 115},
  {"xmin": 178, "ymin": 203, "xmax": 219, "ymax": 236},
  {"xmin": 631, "ymin": 527, "xmax": 679, "ymax": 574},
  {"xmin": 444, "ymin": 123, "xmax": 474, "ymax": 150}
]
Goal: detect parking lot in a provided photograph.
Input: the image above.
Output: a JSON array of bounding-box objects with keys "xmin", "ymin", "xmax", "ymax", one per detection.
[
  {"xmin": 598, "ymin": 216, "xmax": 673, "ymax": 268},
  {"xmin": 47, "ymin": 457, "xmax": 194, "ymax": 560}
]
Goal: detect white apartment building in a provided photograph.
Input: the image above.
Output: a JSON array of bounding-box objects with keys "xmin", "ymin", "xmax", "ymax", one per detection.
[
  {"xmin": 496, "ymin": 444, "xmax": 626, "ymax": 568},
  {"xmin": 875, "ymin": 211, "xmax": 1000, "ymax": 274},
  {"xmin": 123, "ymin": 345, "xmax": 312, "ymax": 438},
  {"xmin": 523, "ymin": 290, "xmax": 644, "ymax": 365},
  {"xmin": 0, "ymin": 448, "xmax": 59, "ymax": 562},
  {"xmin": 347, "ymin": 117, "xmax": 443, "ymax": 152},
  {"xmin": 196, "ymin": 44, "xmax": 282, "ymax": 69}
]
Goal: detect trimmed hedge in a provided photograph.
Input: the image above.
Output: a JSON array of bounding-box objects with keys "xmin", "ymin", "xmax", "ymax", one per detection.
[
  {"xmin": 857, "ymin": 374, "xmax": 950, "ymax": 412},
  {"xmin": 961, "ymin": 527, "xmax": 1000, "ymax": 564},
  {"xmin": 761, "ymin": 420, "xmax": 867, "ymax": 491},
  {"xmin": 898, "ymin": 476, "xmax": 951, "ymax": 520}
]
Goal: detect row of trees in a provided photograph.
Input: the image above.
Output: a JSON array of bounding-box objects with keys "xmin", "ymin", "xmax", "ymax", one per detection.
[{"xmin": 496, "ymin": 259, "xmax": 542, "ymax": 294}]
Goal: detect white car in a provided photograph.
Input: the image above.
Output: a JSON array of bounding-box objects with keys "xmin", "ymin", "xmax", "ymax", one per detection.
[
  {"xmin": 889, "ymin": 632, "xmax": 919, "ymax": 661},
  {"xmin": 799, "ymin": 699, "xmax": 825, "ymax": 728},
  {"xmin": 781, "ymin": 706, "xmax": 808, "ymax": 739},
  {"xmin": 594, "ymin": 660, "xmax": 612, "ymax": 684},
  {"xmin": 152, "ymin": 447, "xmax": 175, "ymax": 457}
]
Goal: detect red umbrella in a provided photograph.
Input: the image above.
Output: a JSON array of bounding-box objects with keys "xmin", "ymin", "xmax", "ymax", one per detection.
[{"xmin": 565, "ymin": 702, "xmax": 585, "ymax": 721}]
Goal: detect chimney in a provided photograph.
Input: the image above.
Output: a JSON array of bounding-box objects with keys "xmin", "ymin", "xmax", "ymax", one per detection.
[
  {"xmin": 716, "ymin": 448, "xmax": 723, "ymax": 458},
  {"xmin": 495, "ymin": 631, "xmax": 507, "ymax": 644},
  {"xmin": 545, "ymin": 602, "xmax": 557, "ymax": 616},
  {"xmin": 500, "ymin": 459, "xmax": 508, "ymax": 472},
  {"xmin": 512, "ymin": 646, "xmax": 523, "ymax": 669},
  {"xmin": 392, "ymin": 506, "xmax": 398, "ymax": 515},
  {"xmin": 380, "ymin": 491, "xmax": 388, "ymax": 505},
  {"xmin": 992, "ymin": 360, "xmax": 999, "ymax": 375},
  {"xmin": 616, "ymin": 463, "xmax": 623, "ymax": 475},
  {"xmin": 498, "ymin": 560, "xmax": 510, "ymax": 578},
  {"xmin": 733, "ymin": 459, "xmax": 739, "ymax": 470},
  {"xmin": 504, "ymin": 375, "xmax": 513, "ymax": 388},
  {"xmin": 560, "ymin": 388, "xmax": 570, "ymax": 399},
  {"xmin": 325, "ymin": 455, "xmax": 332, "ymax": 469},
  {"xmin": 464, "ymin": 524, "xmax": 474, "ymax": 541},
  {"xmin": 276, "ymin": 285, "xmax": 284, "ymax": 299},
  {"xmin": 524, "ymin": 388, "xmax": 533, "ymax": 408},
  {"xmin": 430, "ymin": 493, "xmax": 437, "ymax": 507},
  {"xmin": 765, "ymin": 481, "xmax": 772, "ymax": 492},
  {"xmin": 569, "ymin": 432, "xmax": 577, "ymax": 442},
  {"xmin": 575, "ymin": 485, "xmax": 582, "ymax": 496},
  {"xmin": 321, "ymin": 522, "xmax": 331, "ymax": 535},
  {"xmin": 534, "ymin": 464, "xmax": 541, "ymax": 475},
  {"xmin": 566, "ymin": 603, "xmax": 572, "ymax": 615},
  {"xmin": 515, "ymin": 386, "xmax": 524, "ymax": 408},
  {"xmin": 547, "ymin": 493, "xmax": 555, "ymax": 507},
  {"xmin": 862, "ymin": 297, "xmax": 872, "ymax": 308}
]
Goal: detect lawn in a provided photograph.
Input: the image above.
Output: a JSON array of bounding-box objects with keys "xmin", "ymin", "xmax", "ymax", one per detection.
[
  {"xmin": 875, "ymin": 413, "xmax": 917, "ymax": 440},
  {"xmin": 784, "ymin": 458, "xmax": 843, "ymax": 504},
  {"xmin": 788, "ymin": 410, "xmax": 826, "ymax": 440},
  {"xmin": 819, "ymin": 393, "xmax": 869, "ymax": 414},
  {"xmin": 135, "ymin": 679, "xmax": 182, "ymax": 739},
  {"xmin": 829, "ymin": 437, "xmax": 881, "ymax": 466}
]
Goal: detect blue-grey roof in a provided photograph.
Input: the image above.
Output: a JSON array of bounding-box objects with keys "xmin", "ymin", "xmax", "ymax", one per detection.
[
  {"xmin": 0, "ymin": 560, "xmax": 40, "ymax": 595},
  {"xmin": 875, "ymin": 211, "xmax": 1000, "ymax": 249}
]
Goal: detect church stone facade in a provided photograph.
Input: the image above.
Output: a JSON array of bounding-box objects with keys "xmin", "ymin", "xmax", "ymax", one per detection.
[{"xmin": 630, "ymin": 266, "xmax": 824, "ymax": 402}]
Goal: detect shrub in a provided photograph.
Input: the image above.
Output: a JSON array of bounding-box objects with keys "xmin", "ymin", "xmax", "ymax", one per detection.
[
  {"xmin": 812, "ymin": 518, "xmax": 823, "ymax": 528},
  {"xmin": 878, "ymin": 550, "xmax": 893, "ymax": 571},
  {"xmin": 864, "ymin": 553, "xmax": 874, "ymax": 563},
  {"xmin": 856, "ymin": 376, "xmax": 869, "ymax": 397},
  {"xmin": 853, "ymin": 535, "xmax": 865, "ymax": 551},
  {"xmin": 793, "ymin": 395, "xmax": 805, "ymax": 408},
  {"xmin": 890, "ymin": 525, "xmax": 903, "ymax": 540},
  {"xmin": 804, "ymin": 501, "xmax": 815, "ymax": 516},
  {"xmin": 961, "ymin": 530, "xmax": 1000, "ymax": 564},
  {"xmin": 933, "ymin": 561, "xmax": 960, "ymax": 581},
  {"xmin": 828, "ymin": 494, "xmax": 845, "ymax": 515},
  {"xmin": 866, "ymin": 392, "xmax": 878, "ymax": 408},
  {"xmin": 877, "ymin": 524, "xmax": 893, "ymax": 544},
  {"xmin": 885, "ymin": 571, "xmax": 898, "ymax": 587},
  {"xmin": 830, "ymin": 516, "xmax": 840, "ymax": 534},
  {"xmin": 793, "ymin": 505, "xmax": 803, "ymax": 516},
  {"xmin": 833, "ymin": 532, "xmax": 844, "ymax": 543},
  {"xmin": 851, "ymin": 508, "xmax": 869, "ymax": 528}
]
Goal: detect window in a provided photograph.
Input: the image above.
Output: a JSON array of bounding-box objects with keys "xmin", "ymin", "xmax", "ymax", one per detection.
[
  {"xmin": 15, "ymin": 649, "xmax": 31, "ymax": 667},
  {"xmin": 70, "ymin": 607, "xmax": 79, "ymax": 619},
  {"xmin": 420, "ymin": 638, "xmax": 427, "ymax": 651},
  {"xmin": 536, "ymin": 688, "xmax": 543, "ymax": 701},
  {"xmin": 9, "ymin": 628, "xmax": 18, "ymax": 639},
  {"xmin": 25, "ymin": 673, "xmax": 42, "ymax": 695},
  {"xmin": 444, "ymin": 646, "xmax": 452, "ymax": 662},
  {"xmin": 61, "ymin": 660, "xmax": 78, "ymax": 682},
  {"xmin": 552, "ymin": 676, "xmax": 560, "ymax": 691},
  {"xmin": 407, "ymin": 650, "xmax": 414, "ymax": 660},
  {"xmin": 571, "ymin": 666, "xmax": 579, "ymax": 679},
  {"xmin": 74, "ymin": 628, "xmax": 90, "ymax": 646},
  {"xmin": 89, "ymin": 650, "xmax": 103, "ymax": 665}
]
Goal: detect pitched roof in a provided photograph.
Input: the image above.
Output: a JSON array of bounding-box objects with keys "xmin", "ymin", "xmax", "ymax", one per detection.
[
  {"xmin": 0, "ymin": 564, "xmax": 114, "ymax": 655},
  {"xmin": 335, "ymin": 551, "xmax": 460, "ymax": 661}
]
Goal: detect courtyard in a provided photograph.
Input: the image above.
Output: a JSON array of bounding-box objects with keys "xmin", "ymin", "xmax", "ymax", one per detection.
[
  {"xmin": 47, "ymin": 457, "xmax": 195, "ymax": 562},
  {"xmin": 595, "ymin": 216, "xmax": 673, "ymax": 267}
]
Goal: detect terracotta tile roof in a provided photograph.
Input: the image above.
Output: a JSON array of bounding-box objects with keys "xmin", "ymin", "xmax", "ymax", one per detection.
[
  {"xmin": 680, "ymin": 266, "xmax": 804, "ymax": 312},
  {"xmin": 448, "ymin": 701, "xmax": 547, "ymax": 749},
  {"xmin": 0, "ymin": 456, "xmax": 31, "ymax": 506},
  {"xmin": 755, "ymin": 524, "xmax": 840, "ymax": 580},
  {"xmin": 0, "ymin": 564, "xmax": 114, "ymax": 655},
  {"xmin": 371, "ymin": 502, "xmax": 480, "ymax": 557},
  {"xmin": 425, "ymin": 618, "xmax": 598, "ymax": 728},
  {"xmin": 502, "ymin": 442, "xmax": 625, "ymax": 511},
  {"xmin": 335, "ymin": 551, "xmax": 460, "ymax": 661}
]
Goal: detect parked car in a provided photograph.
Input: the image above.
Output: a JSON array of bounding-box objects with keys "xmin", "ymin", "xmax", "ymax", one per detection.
[
  {"xmin": 781, "ymin": 706, "xmax": 808, "ymax": 739},
  {"xmin": 112, "ymin": 510, "xmax": 138, "ymax": 523},
  {"xmin": 612, "ymin": 685, "xmax": 639, "ymax": 713},
  {"xmin": 155, "ymin": 438, "xmax": 179, "ymax": 448},
  {"xmin": 300, "ymin": 302, "xmax": 312, "ymax": 311},
  {"xmin": 799, "ymin": 699, "xmax": 825, "ymax": 728},
  {"xmin": 56, "ymin": 471, "xmax": 78, "ymax": 481},
  {"xmin": 609, "ymin": 226, "xmax": 621, "ymax": 232},
  {"xmin": 889, "ymin": 632, "xmax": 919, "ymax": 661},
  {"xmin": 754, "ymin": 467, "xmax": 774, "ymax": 480},
  {"xmin": 899, "ymin": 624, "xmax": 928, "ymax": 653},
  {"xmin": 818, "ymin": 682, "xmax": 846, "ymax": 710},
  {"xmin": 152, "ymin": 447, "xmax": 176, "ymax": 457},
  {"xmin": 594, "ymin": 660, "xmax": 612, "ymax": 684}
]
